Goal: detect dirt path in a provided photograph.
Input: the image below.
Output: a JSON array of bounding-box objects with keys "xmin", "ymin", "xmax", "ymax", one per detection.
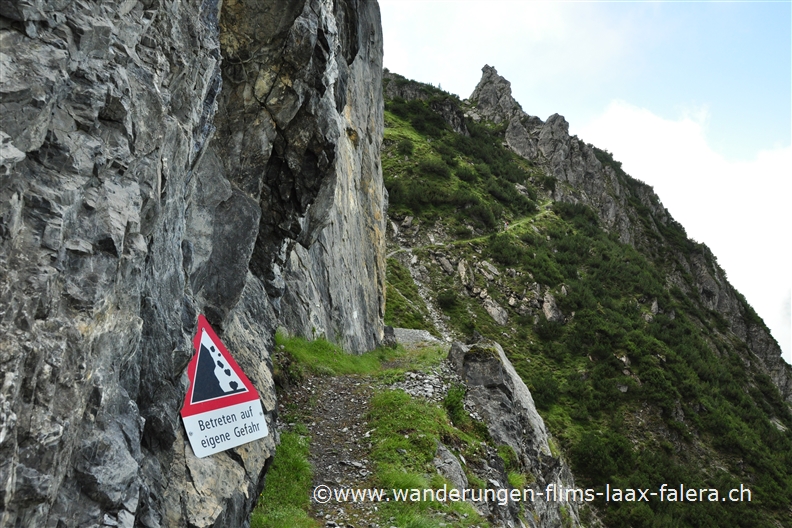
[
  {"xmin": 279, "ymin": 375, "xmax": 381, "ymax": 528},
  {"xmin": 385, "ymin": 199, "xmax": 553, "ymax": 259}
]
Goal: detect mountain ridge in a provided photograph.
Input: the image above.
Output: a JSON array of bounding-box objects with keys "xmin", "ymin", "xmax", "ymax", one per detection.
[
  {"xmin": 421, "ymin": 64, "xmax": 791, "ymax": 403},
  {"xmin": 381, "ymin": 67, "xmax": 792, "ymax": 526}
]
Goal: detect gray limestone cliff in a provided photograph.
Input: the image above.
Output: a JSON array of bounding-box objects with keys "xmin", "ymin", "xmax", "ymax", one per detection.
[
  {"xmin": 0, "ymin": 0, "xmax": 384, "ymax": 526},
  {"xmin": 449, "ymin": 340, "xmax": 580, "ymax": 528},
  {"xmin": 467, "ymin": 65, "xmax": 792, "ymax": 405}
]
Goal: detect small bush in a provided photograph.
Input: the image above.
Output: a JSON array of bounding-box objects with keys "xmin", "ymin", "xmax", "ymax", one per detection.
[
  {"xmin": 539, "ymin": 175, "xmax": 556, "ymax": 192},
  {"xmin": 452, "ymin": 224, "xmax": 472, "ymax": 238},
  {"xmin": 443, "ymin": 384, "xmax": 469, "ymax": 428},
  {"xmin": 535, "ymin": 316, "xmax": 564, "ymax": 341},
  {"xmin": 397, "ymin": 138, "xmax": 414, "ymax": 156},
  {"xmin": 418, "ymin": 158, "xmax": 451, "ymax": 179},
  {"xmin": 488, "ymin": 233, "xmax": 526, "ymax": 266},
  {"xmin": 456, "ymin": 165, "xmax": 477, "ymax": 182},
  {"xmin": 474, "ymin": 163, "xmax": 493, "ymax": 180},
  {"xmin": 528, "ymin": 372, "xmax": 560, "ymax": 410},
  {"xmin": 451, "ymin": 187, "xmax": 480, "ymax": 208},
  {"xmin": 437, "ymin": 289, "xmax": 458, "ymax": 309},
  {"xmin": 468, "ymin": 203, "xmax": 497, "ymax": 229}
]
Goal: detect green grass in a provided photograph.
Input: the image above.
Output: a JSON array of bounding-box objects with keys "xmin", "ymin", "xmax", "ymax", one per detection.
[
  {"xmin": 275, "ymin": 330, "xmax": 397, "ymax": 376},
  {"xmin": 277, "ymin": 329, "xmax": 449, "ymax": 387},
  {"xmin": 385, "ymin": 258, "xmax": 438, "ymax": 335},
  {"xmin": 250, "ymin": 430, "xmax": 316, "ymax": 528},
  {"xmin": 367, "ymin": 390, "xmax": 487, "ymax": 527}
]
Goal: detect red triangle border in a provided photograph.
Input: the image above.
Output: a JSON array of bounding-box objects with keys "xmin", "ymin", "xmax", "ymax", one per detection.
[{"xmin": 180, "ymin": 314, "xmax": 260, "ymax": 417}]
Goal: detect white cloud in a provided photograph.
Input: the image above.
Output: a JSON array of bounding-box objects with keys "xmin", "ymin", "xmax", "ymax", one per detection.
[
  {"xmin": 576, "ymin": 102, "xmax": 792, "ymax": 364},
  {"xmin": 380, "ymin": 1, "xmax": 641, "ymax": 102}
]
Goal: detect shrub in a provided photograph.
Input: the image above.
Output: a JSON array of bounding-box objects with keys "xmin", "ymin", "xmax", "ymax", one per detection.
[
  {"xmin": 452, "ymin": 224, "xmax": 472, "ymax": 238},
  {"xmin": 418, "ymin": 158, "xmax": 451, "ymax": 179},
  {"xmin": 443, "ymin": 384, "xmax": 468, "ymax": 427},
  {"xmin": 539, "ymin": 175, "xmax": 556, "ymax": 192},
  {"xmin": 528, "ymin": 372, "xmax": 560, "ymax": 410},
  {"xmin": 535, "ymin": 316, "xmax": 563, "ymax": 341},
  {"xmin": 474, "ymin": 163, "xmax": 492, "ymax": 180},
  {"xmin": 488, "ymin": 233, "xmax": 526, "ymax": 266},
  {"xmin": 397, "ymin": 138, "xmax": 414, "ymax": 156},
  {"xmin": 468, "ymin": 203, "xmax": 497, "ymax": 229},
  {"xmin": 456, "ymin": 165, "xmax": 477, "ymax": 182},
  {"xmin": 437, "ymin": 289, "xmax": 457, "ymax": 309},
  {"xmin": 451, "ymin": 187, "xmax": 480, "ymax": 208}
]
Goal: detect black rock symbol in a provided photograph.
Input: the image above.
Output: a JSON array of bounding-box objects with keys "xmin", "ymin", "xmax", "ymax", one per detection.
[
  {"xmin": 224, "ymin": 369, "xmax": 231, "ymax": 376},
  {"xmin": 217, "ymin": 361, "xmax": 224, "ymax": 368},
  {"xmin": 229, "ymin": 381, "xmax": 239, "ymax": 391}
]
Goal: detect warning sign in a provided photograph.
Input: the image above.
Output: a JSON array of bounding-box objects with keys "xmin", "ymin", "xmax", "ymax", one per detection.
[{"xmin": 181, "ymin": 314, "xmax": 269, "ymax": 458}]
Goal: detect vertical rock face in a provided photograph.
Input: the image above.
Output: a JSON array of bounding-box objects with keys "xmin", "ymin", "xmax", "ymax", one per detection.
[
  {"xmin": 469, "ymin": 65, "xmax": 792, "ymax": 404},
  {"xmin": 214, "ymin": 0, "xmax": 385, "ymax": 353},
  {"xmin": 0, "ymin": 0, "xmax": 385, "ymax": 526}
]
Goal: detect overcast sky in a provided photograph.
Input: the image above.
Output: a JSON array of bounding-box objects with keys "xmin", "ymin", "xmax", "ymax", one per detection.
[{"xmin": 379, "ymin": 0, "xmax": 791, "ymax": 364}]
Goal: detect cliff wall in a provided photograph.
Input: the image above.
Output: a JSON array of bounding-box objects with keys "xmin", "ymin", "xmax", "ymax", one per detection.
[{"xmin": 0, "ymin": 0, "xmax": 384, "ymax": 526}]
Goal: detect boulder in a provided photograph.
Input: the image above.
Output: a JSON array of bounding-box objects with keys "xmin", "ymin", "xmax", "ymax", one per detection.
[
  {"xmin": 438, "ymin": 256, "xmax": 454, "ymax": 275},
  {"xmin": 433, "ymin": 443, "xmax": 468, "ymax": 491},
  {"xmin": 483, "ymin": 298, "xmax": 508, "ymax": 326},
  {"xmin": 448, "ymin": 340, "xmax": 580, "ymax": 527},
  {"xmin": 481, "ymin": 260, "xmax": 500, "ymax": 276},
  {"xmin": 542, "ymin": 292, "xmax": 564, "ymax": 323}
]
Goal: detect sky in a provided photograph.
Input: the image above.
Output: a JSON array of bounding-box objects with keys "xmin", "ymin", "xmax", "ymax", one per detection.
[{"xmin": 379, "ymin": 0, "xmax": 791, "ymax": 364}]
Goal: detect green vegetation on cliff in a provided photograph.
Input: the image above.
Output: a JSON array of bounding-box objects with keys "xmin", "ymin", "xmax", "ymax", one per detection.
[{"xmin": 381, "ymin": 78, "xmax": 792, "ymax": 528}]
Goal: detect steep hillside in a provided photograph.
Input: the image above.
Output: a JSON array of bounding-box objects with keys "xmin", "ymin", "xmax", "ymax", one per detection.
[{"xmin": 382, "ymin": 69, "xmax": 792, "ymax": 527}]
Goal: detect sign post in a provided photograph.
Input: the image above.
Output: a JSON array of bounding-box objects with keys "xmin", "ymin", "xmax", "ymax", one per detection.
[{"xmin": 181, "ymin": 314, "xmax": 269, "ymax": 458}]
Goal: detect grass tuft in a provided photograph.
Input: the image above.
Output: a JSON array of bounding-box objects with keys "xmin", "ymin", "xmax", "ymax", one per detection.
[{"xmin": 250, "ymin": 431, "xmax": 316, "ymax": 528}]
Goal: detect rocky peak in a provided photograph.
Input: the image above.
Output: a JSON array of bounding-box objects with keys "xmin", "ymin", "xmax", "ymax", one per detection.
[{"xmin": 468, "ymin": 65, "xmax": 526, "ymax": 124}]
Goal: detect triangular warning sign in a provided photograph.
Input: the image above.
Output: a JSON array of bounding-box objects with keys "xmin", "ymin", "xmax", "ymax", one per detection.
[{"xmin": 181, "ymin": 314, "xmax": 260, "ymax": 418}]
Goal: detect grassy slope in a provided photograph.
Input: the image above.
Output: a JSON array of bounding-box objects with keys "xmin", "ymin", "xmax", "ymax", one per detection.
[{"xmin": 381, "ymin": 87, "xmax": 792, "ymax": 528}]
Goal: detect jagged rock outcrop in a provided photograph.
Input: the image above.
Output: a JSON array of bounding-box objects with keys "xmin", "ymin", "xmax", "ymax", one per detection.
[
  {"xmin": 0, "ymin": 0, "xmax": 385, "ymax": 526},
  {"xmin": 469, "ymin": 65, "xmax": 637, "ymax": 246},
  {"xmin": 468, "ymin": 65, "xmax": 792, "ymax": 404},
  {"xmin": 449, "ymin": 339, "xmax": 580, "ymax": 528}
]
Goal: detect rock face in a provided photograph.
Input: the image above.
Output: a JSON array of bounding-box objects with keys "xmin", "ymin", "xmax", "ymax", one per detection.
[
  {"xmin": 469, "ymin": 65, "xmax": 792, "ymax": 404},
  {"xmin": 214, "ymin": 0, "xmax": 386, "ymax": 353},
  {"xmin": 449, "ymin": 340, "xmax": 580, "ymax": 528},
  {"xmin": 470, "ymin": 66, "xmax": 637, "ymax": 246},
  {"xmin": 0, "ymin": 0, "xmax": 385, "ymax": 526}
]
